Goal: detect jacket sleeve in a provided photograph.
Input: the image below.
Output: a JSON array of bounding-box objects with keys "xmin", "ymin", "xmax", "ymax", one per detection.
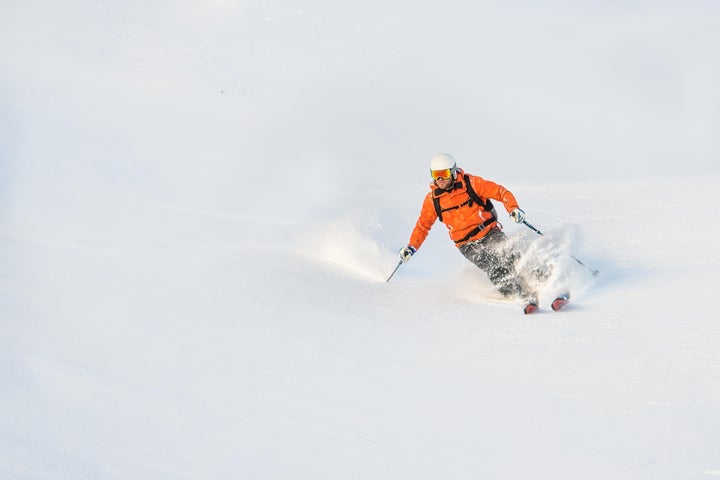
[
  {"xmin": 470, "ymin": 175, "xmax": 520, "ymax": 214},
  {"xmin": 408, "ymin": 193, "xmax": 438, "ymax": 250}
]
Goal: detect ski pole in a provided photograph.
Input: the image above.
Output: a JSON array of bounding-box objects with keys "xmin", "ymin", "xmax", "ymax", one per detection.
[
  {"xmin": 522, "ymin": 220, "xmax": 544, "ymax": 236},
  {"xmin": 521, "ymin": 220, "xmax": 600, "ymax": 277},
  {"xmin": 385, "ymin": 259, "xmax": 403, "ymax": 283}
]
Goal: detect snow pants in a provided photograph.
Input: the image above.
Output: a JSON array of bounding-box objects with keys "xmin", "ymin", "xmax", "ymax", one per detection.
[{"xmin": 458, "ymin": 227, "xmax": 535, "ymax": 301}]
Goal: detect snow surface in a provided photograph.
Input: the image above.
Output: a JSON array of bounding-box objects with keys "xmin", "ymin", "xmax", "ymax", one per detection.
[{"xmin": 1, "ymin": 1, "xmax": 720, "ymax": 479}]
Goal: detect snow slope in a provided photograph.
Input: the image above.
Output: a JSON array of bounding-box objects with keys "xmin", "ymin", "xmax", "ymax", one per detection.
[{"xmin": 1, "ymin": 1, "xmax": 719, "ymax": 479}]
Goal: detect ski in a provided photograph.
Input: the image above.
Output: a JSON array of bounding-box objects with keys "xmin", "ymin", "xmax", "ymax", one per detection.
[
  {"xmin": 523, "ymin": 302, "xmax": 539, "ymax": 314},
  {"xmin": 551, "ymin": 293, "xmax": 570, "ymax": 311}
]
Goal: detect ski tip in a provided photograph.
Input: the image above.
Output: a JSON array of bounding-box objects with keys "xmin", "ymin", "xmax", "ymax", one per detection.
[
  {"xmin": 523, "ymin": 303, "xmax": 539, "ymax": 314},
  {"xmin": 551, "ymin": 299, "xmax": 569, "ymax": 311},
  {"xmin": 551, "ymin": 294, "xmax": 570, "ymax": 311}
]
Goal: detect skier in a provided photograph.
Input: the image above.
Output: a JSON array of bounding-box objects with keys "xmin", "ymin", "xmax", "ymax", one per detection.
[{"xmin": 399, "ymin": 153, "xmax": 567, "ymax": 313}]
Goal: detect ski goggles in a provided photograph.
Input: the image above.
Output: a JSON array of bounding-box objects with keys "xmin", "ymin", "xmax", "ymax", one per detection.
[{"xmin": 431, "ymin": 168, "xmax": 453, "ymax": 180}]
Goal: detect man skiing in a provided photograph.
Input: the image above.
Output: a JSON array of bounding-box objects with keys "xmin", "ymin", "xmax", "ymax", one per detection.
[{"xmin": 399, "ymin": 153, "xmax": 566, "ymax": 314}]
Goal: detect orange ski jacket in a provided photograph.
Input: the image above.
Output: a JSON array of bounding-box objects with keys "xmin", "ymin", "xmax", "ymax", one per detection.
[{"xmin": 408, "ymin": 169, "xmax": 520, "ymax": 249}]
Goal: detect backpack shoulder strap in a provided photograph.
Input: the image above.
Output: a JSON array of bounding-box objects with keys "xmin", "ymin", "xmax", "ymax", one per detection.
[
  {"xmin": 432, "ymin": 189, "xmax": 445, "ymax": 222},
  {"xmin": 463, "ymin": 174, "xmax": 498, "ymax": 220},
  {"xmin": 431, "ymin": 179, "xmax": 465, "ymax": 221},
  {"xmin": 432, "ymin": 174, "xmax": 498, "ymax": 222}
]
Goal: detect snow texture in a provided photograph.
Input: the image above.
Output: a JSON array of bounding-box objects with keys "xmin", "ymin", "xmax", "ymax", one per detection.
[{"xmin": 1, "ymin": 1, "xmax": 719, "ymax": 479}]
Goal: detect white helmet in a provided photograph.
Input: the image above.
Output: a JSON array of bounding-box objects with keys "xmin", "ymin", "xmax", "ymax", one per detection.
[{"xmin": 430, "ymin": 153, "xmax": 457, "ymax": 180}]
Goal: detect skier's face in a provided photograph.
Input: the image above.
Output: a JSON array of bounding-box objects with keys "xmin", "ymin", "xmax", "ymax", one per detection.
[{"xmin": 435, "ymin": 176, "xmax": 453, "ymax": 190}]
